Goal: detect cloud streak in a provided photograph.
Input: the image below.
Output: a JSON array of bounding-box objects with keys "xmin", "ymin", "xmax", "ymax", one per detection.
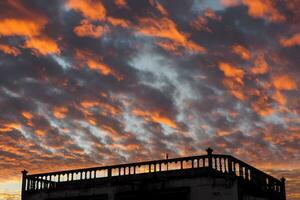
[{"xmin": 0, "ymin": 0, "xmax": 299, "ymax": 200}]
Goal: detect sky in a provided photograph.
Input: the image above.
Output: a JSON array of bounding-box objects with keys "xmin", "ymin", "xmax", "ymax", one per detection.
[{"xmin": 0, "ymin": 0, "xmax": 299, "ymax": 199}]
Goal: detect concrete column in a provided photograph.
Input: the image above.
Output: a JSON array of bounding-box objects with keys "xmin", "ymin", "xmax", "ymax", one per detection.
[
  {"xmin": 281, "ymin": 177, "xmax": 286, "ymax": 200},
  {"xmin": 108, "ymin": 168, "xmax": 112, "ymax": 177},
  {"xmin": 206, "ymin": 147, "xmax": 213, "ymax": 168},
  {"xmin": 21, "ymin": 170, "xmax": 28, "ymax": 200}
]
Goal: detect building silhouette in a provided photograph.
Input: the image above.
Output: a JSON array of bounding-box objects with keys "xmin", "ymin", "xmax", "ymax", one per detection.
[{"xmin": 21, "ymin": 148, "xmax": 286, "ymax": 200}]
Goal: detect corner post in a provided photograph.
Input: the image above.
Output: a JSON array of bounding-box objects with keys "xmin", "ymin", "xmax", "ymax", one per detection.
[
  {"xmin": 21, "ymin": 170, "xmax": 28, "ymax": 200},
  {"xmin": 281, "ymin": 177, "xmax": 286, "ymax": 200},
  {"xmin": 206, "ymin": 147, "xmax": 213, "ymax": 168}
]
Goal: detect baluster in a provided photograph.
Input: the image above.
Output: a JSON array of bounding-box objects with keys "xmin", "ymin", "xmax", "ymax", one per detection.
[
  {"xmin": 108, "ymin": 168, "xmax": 112, "ymax": 177},
  {"xmin": 21, "ymin": 170, "xmax": 28, "ymax": 193},
  {"xmin": 233, "ymin": 162, "xmax": 236, "ymax": 175},
  {"xmin": 239, "ymin": 165, "xmax": 243, "ymax": 177},
  {"xmin": 281, "ymin": 177, "xmax": 286, "ymax": 200},
  {"xmin": 219, "ymin": 158, "xmax": 222, "ymax": 172},
  {"xmin": 215, "ymin": 158, "xmax": 217, "ymax": 169},
  {"xmin": 245, "ymin": 168, "xmax": 249, "ymax": 180}
]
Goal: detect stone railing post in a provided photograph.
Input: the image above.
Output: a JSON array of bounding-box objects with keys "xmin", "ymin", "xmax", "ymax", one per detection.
[
  {"xmin": 281, "ymin": 177, "xmax": 286, "ymax": 200},
  {"xmin": 21, "ymin": 170, "xmax": 28, "ymax": 200},
  {"xmin": 206, "ymin": 147, "xmax": 213, "ymax": 168}
]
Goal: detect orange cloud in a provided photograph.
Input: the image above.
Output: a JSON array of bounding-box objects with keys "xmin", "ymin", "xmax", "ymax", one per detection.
[
  {"xmin": 0, "ymin": 44, "xmax": 21, "ymax": 56},
  {"xmin": 251, "ymin": 94, "xmax": 274, "ymax": 116},
  {"xmin": 232, "ymin": 44, "xmax": 251, "ymax": 60},
  {"xmin": 156, "ymin": 41, "xmax": 182, "ymax": 55},
  {"xmin": 137, "ymin": 17, "xmax": 205, "ymax": 53},
  {"xmin": 222, "ymin": 78, "xmax": 246, "ymax": 100},
  {"xmin": 250, "ymin": 54, "xmax": 269, "ymax": 75},
  {"xmin": 80, "ymin": 100, "xmax": 121, "ymax": 116},
  {"xmin": 280, "ymin": 33, "xmax": 300, "ymax": 47},
  {"xmin": 66, "ymin": 0, "xmax": 106, "ymax": 21},
  {"xmin": 0, "ymin": 18, "xmax": 45, "ymax": 37},
  {"xmin": 115, "ymin": 0, "xmax": 128, "ymax": 8},
  {"xmin": 35, "ymin": 129, "xmax": 46, "ymax": 137},
  {"xmin": 80, "ymin": 101, "xmax": 99, "ymax": 108},
  {"xmin": 87, "ymin": 60, "xmax": 114, "ymax": 75},
  {"xmin": 190, "ymin": 10, "xmax": 221, "ymax": 33},
  {"xmin": 243, "ymin": 0, "xmax": 285, "ymax": 22},
  {"xmin": 74, "ymin": 19, "xmax": 108, "ymax": 38},
  {"xmin": 220, "ymin": 0, "xmax": 241, "ymax": 7},
  {"xmin": 0, "ymin": 122, "xmax": 22, "ymax": 133},
  {"xmin": 219, "ymin": 62, "xmax": 244, "ymax": 85},
  {"xmin": 75, "ymin": 50, "xmax": 124, "ymax": 80},
  {"xmin": 107, "ymin": 17, "xmax": 131, "ymax": 28},
  {"xmin": 272, "ymin": 90, "xmax": 287, "ymax": 106},
  {"xmin": 132, "ymin": 109, "xmax": 177, "ymax": 129},
  {"xmin": 219, "ymin": 62, "xmax": 246, "ymax": 100},
  {"xmin": 21, "ymin": 111, "xmax": 33, "ymax": 120},
  {"xmin": 272, "ymin": 75, "xmax": 297, "ymax": 90},
  {"xmin": 23, "ymin": 36, "xmax": 60, "ymax": 56},
  {"xmin": 190, "ymin": 16, "xmax": 211, "ymax": 32},
  {"xmin": 53, "ymin": 106, "xmax": 69, "ymax": 119},
  {"xmin": 221, "ymin": 0, "xmax": 285, "ymax": 22},
  {"xmin": 149, "ymin": 0, "xmax": 168, "ymax": 16}
]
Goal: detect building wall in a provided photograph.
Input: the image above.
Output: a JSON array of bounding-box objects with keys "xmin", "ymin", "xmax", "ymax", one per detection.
[{"xmin": 24, "ymin": 175, "xmax": 240, "ymax": 200}]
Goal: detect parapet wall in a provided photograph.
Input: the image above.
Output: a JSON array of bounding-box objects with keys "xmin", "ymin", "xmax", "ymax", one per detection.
[{"xmin": 21, "ymin": 148, "xmax": 286, "ymax": 200}]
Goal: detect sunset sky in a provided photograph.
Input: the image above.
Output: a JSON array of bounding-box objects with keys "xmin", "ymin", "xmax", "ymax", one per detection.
[{"xmin": 0, "ymin": 0, "xmax": 299, "ymax": 199}]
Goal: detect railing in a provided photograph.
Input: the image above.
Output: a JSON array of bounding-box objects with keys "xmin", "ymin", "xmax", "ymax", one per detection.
[{"xmin": 21, "ymin": 148, "xmax": 286, "ymax": 200}]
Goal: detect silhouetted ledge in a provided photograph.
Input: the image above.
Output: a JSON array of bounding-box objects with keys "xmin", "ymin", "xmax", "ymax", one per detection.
[{"xmin": 21, "ymin": 148, "xmax": 286, "ymax": 200}]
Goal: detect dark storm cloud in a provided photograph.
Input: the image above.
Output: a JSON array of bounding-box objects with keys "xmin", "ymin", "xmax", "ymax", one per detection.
[{"xmin": 0, "ymin": 0, "xmax": 299, "ymax": 199}]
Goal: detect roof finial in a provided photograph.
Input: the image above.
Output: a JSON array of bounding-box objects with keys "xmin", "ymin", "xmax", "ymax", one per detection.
[{"xmin": 206, "ymin": 147, "xmax": 213, "ymax": 155}]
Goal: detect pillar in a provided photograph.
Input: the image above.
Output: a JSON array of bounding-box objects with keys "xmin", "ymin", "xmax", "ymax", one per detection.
[
  {"xmin": 206, "ymin": 147, "xmax": 213, "ymax": 168},
  {"xmin": 21, "ymin": 170, "xmax": 28, "ymax": 200},
  {"xmin": 281, "ymin": 177, "xmax": 286, "ymax": 200}
]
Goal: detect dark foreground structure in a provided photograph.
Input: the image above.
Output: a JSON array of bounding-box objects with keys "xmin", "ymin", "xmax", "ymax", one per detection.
[{"xmin": 21, "ymin": 148, "xmax": 286, "ymax": 200}]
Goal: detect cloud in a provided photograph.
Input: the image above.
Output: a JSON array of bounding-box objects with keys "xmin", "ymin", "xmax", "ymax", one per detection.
[
  {"xmin": 132, "ymin": 108, "xmax": 178, "ymax": 129},
  {"xmin": 280, "ymin": 33, "xmax": 300, "ymax": 47},
  {"xmin": 114, "ymin": 0, "xmax": 128, "ymax": 8},
  {"xmin": 0, "ymin": 18, "xmax": 46, "ymax": 37},
  {"xmin": 272, "ymin": 75, "xmax": 297, "ymax": 90},
  {"xmin": 220, "ymin": 0, "xmax": 285, "ymax": 22},
  {"xmin": 66, "ymin": 0, "xmax": 106, "ymax": 21},
  {"xmin": 232, "ymin": 44, "xmax": 251, "ymax": 60},
  {"xmin": 23, "ymin": 36, "xmax": 60, "ymax": 56},
  {"xmin": 0, "ymin": 44, "xmax": 21, "ymax": 56},
  {"xmin": 0, "ymin": 1, "xmax": 300, "ymax": 199},
  {"xmin": 74, "ymin": 19, "xmax": 108, "ymax": 38},
  {"xmin": 75, "ymin": 49, "xmax": 124, "ymax": 80},
  {"xmin": 250, "ymin": 53, "xmax": 269, "ymax": 75},
  {"xmin": 137, "ymin": 17, "xmax": 206, "ymax": 53},
  {"xmin": 219, "ymin": 62, "xmax": 244, "ymax": 84}
]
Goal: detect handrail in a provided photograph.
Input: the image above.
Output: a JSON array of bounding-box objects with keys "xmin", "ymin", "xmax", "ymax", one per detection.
[{"xmin": 21, "ymin": 148, "xmax": 286, "ymax": 200}]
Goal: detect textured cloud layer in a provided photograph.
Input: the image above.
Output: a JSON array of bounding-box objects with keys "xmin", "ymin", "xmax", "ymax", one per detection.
[{"xmin": 0, "ymin": 0, "xmax": 299, "ymax": 200}]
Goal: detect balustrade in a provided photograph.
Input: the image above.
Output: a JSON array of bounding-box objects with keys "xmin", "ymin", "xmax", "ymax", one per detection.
[{"xmin": 21, "ymin": 148, "xmax": 285, "ymax": 200}]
